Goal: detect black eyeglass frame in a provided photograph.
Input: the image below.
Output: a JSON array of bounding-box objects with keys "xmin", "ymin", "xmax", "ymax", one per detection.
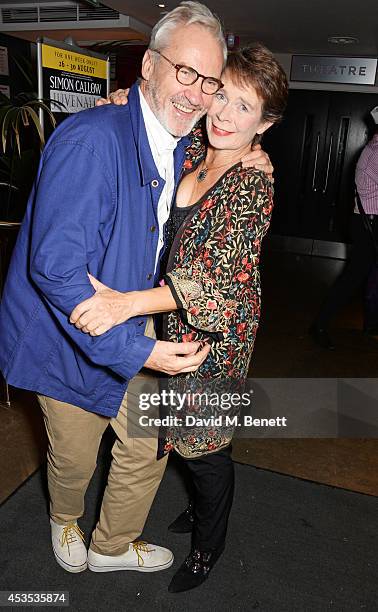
[{"xmin": 152, "ymin": 49, "xmax": 224, "ymax": 95}]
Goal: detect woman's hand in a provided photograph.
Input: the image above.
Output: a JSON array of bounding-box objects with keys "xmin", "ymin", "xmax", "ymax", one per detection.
[
  {"xmin": 96, "ymin": 88, "xmax": 130, "ymax": 106},
  {"xmin": 70, "ymin": 274, "xmax": 136, "ymax": 335},
  {"xmin": 241, "ymin": 144, "xmax": 274, "ymax": 179}
]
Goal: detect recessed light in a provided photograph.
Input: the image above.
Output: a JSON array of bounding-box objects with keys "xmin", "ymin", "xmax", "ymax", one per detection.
[{"xmin": 328, "ymin": 35, "xmax": 359, "ymax": 45}]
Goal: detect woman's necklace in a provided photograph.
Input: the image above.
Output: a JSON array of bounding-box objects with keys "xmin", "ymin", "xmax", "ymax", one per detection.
[{"xmin": 196, "ymin": 158, "xmax": 239, "ymax": 182}]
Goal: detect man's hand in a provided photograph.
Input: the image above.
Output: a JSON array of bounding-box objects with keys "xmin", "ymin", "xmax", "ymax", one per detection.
[
  {"xmin": 70, "ymin": 274, "xmax": 136, "ymax": 335},
  {"xmin": 241, "ymin": 144, "xmax": 274, "ymax": 179},
  {"xmin": 96, "ymin": 88, "xmax": 130, "ymax": 106},
  {"xmin": 145, "ymin": 340, "xmax": 210, "ymax": 375}
]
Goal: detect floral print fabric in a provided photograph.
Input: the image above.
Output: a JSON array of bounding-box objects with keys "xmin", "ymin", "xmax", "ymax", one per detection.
[{"xmin": 163, "ymin": 126, "xmax": 274, "ymax": 457}]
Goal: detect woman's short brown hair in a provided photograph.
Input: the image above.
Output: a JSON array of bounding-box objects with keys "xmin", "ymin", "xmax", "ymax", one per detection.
[{"xmin": 226, "ymin": 42, "xmax": 288, "ymax": 125}]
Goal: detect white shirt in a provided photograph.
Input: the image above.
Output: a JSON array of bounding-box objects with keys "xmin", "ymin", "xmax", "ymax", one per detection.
[{"xmin": 139, "ymin": 88, "xmax": 179, "ymax": 272}]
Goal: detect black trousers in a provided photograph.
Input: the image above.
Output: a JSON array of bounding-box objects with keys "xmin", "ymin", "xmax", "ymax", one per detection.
[
  {"xmin": 315, "ymin": 214, "xmax": 378, "ymax": 330},
  {"xmin": 182, "ymin": 445, "xmax": 235, "ymax": 552}
]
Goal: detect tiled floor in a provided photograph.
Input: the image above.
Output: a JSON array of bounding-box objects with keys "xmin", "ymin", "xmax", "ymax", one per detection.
[
  {"xmin": 252, "ymin": 249, "xmax": 378, "ymax": 378},
  {"xmin": 236, "ymin": 249, "xmax": 378, "ymax": 495},
  {"xmin": 1, "ymin": 249, "xmax": 378, "ymax": 503}
]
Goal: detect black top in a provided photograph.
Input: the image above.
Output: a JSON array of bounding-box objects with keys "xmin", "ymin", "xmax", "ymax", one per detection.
[
  {"xmin": 159, "ymin": 191, "xmax": 227, "ymax": 345},
  {"xmin": 160, "ymin": 200, "xmax": 200, "ymax": 276}
]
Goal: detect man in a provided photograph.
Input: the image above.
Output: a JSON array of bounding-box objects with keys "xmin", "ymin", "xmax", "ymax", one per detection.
[
  {"xmin": 0, "ymin": 1, "xmax": 270, "ymax": 576},
  {"xmin": 310, "ymin": 106, "xmax": 378, "ymax": 349}
]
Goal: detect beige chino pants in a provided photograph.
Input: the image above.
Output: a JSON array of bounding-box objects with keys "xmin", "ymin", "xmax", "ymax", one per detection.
[{"xmin": 38, "ymin": 318, "xmax": 168, "ymax": 556}]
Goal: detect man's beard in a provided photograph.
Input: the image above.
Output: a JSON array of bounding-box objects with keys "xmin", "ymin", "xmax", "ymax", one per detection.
[{"xmin": 146, "ymin": 80, "xmax": 204, "ymax": 138}]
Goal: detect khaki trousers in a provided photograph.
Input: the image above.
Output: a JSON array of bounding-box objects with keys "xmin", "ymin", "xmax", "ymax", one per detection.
[{"xmin": 38, "ymin": 318, "xmax": 168, "ymax": 556}]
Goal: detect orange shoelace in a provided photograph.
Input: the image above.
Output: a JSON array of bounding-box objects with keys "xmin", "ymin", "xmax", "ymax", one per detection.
[
  {"xmin": 59, "ymin": 523, "xmax": 85, "ymax": 556},
  {"xmin": 131, "ymin": 541, "xmax": 156, "ymax": 566}
]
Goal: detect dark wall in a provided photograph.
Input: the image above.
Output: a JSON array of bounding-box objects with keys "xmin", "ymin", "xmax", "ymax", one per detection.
[
  {"xmin": 115, "ymin": 45, "xmax": 147, "ymax": 89},
  {"xmin": 0, "ymin": 32, "xmax": 33, "ymax": 97},
  {"xmin": 264, "ymin": 89, "xmax": 377, "ymax": 255}
]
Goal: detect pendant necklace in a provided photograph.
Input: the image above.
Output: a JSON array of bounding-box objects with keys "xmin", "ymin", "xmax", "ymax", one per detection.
[{"xmin": 196, "ymin": 158, "xmax": 238, "ymax": 182}]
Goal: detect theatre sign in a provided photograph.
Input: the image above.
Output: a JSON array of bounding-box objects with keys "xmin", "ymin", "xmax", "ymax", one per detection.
[
  {"xmin": 291, "ymin": 56, "xmax": 377, "ymax": 85},
  {"xmin": 38, "ymin": 38, "xmax": 109, "ymax": 116}
]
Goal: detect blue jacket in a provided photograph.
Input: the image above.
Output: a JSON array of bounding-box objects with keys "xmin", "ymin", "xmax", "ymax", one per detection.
[{"xmin": 0, "ymin": 84, "xmax": 190, "ymax": 417}]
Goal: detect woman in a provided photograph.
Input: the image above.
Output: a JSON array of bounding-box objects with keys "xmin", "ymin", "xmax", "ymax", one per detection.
[{"xmin": 71, "ymin": 42, "xmax": 288, "ymax": 592}]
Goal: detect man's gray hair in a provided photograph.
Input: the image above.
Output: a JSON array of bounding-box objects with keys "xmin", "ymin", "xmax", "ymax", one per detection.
[{"xmin": 149, "ymin": 1, "xmax": 227, "ymax": 64}]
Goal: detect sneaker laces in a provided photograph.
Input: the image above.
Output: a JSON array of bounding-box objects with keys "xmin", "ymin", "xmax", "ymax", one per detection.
[
  {"xmin": 59, "ymin": 523, "xmax": 85, "ymax": 556},
  {"xmin": 131, "ymin": 541, "xmax": 156, "ymax": 566}
]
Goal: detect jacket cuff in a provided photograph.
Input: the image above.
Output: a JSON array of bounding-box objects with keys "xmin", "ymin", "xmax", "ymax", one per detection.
[
  {"xmin": 163, "ymin": 270, "xmax": 203, "ymax": 310},
  {"xmin": 163, "ymin": 274, "xmax": 183, "ymax": 309},
  {"xmin": 113, "ymin": 334, "xmax": 156, "ymax": 380}
]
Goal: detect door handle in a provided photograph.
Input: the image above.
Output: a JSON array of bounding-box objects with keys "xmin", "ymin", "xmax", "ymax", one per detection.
[
  {"xmin": 312, "ymin": 132, "xmax": 320, "ymax": 192},
  {"xmin": 322, "ymin": 133, "xmax": 333, "ymax": 194}
]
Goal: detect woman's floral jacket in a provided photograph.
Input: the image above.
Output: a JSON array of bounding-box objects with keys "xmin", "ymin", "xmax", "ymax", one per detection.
[{"xmin": 161, "ymin": 126, "xmax": 274, "ymax": 458}]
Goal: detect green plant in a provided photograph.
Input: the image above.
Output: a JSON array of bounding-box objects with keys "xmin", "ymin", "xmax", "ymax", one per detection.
[
  {"xmin": 0, "ymin": 91, "xmax": 58, "ymax": 221},
  {"xmin": 0, "ymin": 91, "xmax": 55, "ymax": 153},
  {"xmin": 0, "ymin": 56, "xmax": 59, "ymax": 221}
]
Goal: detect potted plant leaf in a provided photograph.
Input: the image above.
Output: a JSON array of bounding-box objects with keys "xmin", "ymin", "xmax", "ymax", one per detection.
[
  {"xmin": 0, "ymin": 55, "xmax": 58, "ymax": 223},
  {"xmin": 0, "ymin": 57, "xmax": 60, "ymax": 406}
]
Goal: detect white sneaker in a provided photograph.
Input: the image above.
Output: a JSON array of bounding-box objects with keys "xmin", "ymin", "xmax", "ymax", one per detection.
[
  {"xmin": 87, "ymin": 540, "xmax": 174, "ymax": 573},
  {"xmin": 50, "ymin": 519, "xmax": 87, "ymax": 573}
]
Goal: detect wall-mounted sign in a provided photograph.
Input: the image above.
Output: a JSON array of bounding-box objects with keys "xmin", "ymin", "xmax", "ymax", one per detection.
[
  {"xmin": 37, "ymin": 38, "xmax": 109, "ymax": 117},
  {"xmin": 0, "ymin": 46, "xmax": 9, "ymax": 76},
  {"xmin": 291, "ymin": 56, "xmax": 377, "ymax": 85}
]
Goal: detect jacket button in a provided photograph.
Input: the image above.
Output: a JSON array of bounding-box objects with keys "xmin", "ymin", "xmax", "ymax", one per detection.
[
  {"xmin": 151, "ymin": 180, "xmax": 159, "ymax": 188},
  {"xmin": 150, "ymin": 225, "xmax": 156, "ymax": 232},
  {"xmin": 147, "ymin": 273, "xmax": 153, "ymax": 280}
]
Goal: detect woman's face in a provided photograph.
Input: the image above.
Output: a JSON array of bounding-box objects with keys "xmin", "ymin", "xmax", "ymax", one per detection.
[{"xmin": 206, "ymin": 71, "xmax": 273, "ymax": 151}]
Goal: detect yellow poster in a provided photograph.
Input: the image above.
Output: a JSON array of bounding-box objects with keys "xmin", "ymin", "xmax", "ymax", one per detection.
[{"xmin": 41, "ymin": 43, "xmax": 107, "ymax": 79}]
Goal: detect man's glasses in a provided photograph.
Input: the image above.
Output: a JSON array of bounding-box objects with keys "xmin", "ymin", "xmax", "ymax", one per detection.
[{"xmin": 152, "ymin": 49, "xmax": 223, "ymax": 95}]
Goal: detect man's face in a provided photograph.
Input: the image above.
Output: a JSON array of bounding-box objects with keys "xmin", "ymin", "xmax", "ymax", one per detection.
[{"xmin": 141, "ymin": 24, "xmax": 224, "ymax": 138}]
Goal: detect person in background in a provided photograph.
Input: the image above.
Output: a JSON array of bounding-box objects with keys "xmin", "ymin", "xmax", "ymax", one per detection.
[
  {"xmin": 71, "ymin": 42, "xmax": 288, "ymax": 592},
  {"xmin": 310, "ymin": 106, "xmax": 378, "ymax": 349},
  {"xmin": 0, "ymin": 1, "xmax": 271, "ymax": 581}
]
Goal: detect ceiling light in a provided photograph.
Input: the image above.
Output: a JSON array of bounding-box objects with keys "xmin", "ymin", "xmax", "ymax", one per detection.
[
  {"xmin": 158, "ymin": 3, "xmax": 166, "ymax": 7},
  {"xmin": 328, "ymin": 35, "xmax": 359, "ymax": 45}
]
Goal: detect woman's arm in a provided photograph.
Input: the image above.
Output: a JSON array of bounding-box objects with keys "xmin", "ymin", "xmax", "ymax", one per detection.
[
  {"xmin": 70, "ymin": 172, "xmax": 272, "ymax": 337},
  {"xmin": 70, "ymin": 275, "xmax": 177, "ymax": 335},
  {"xmin": 164, "ymin": 171, "xmax": 273, "ymax": 335}
]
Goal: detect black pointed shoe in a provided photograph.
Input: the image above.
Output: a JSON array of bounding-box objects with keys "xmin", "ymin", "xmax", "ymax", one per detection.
[
  {"xmin": 168, "ymin": 501, "xmax": 194, "ymax": 534},
  {"xmin": 168, "ymin": 548, "xmax": 222, "ymax": 593}
]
